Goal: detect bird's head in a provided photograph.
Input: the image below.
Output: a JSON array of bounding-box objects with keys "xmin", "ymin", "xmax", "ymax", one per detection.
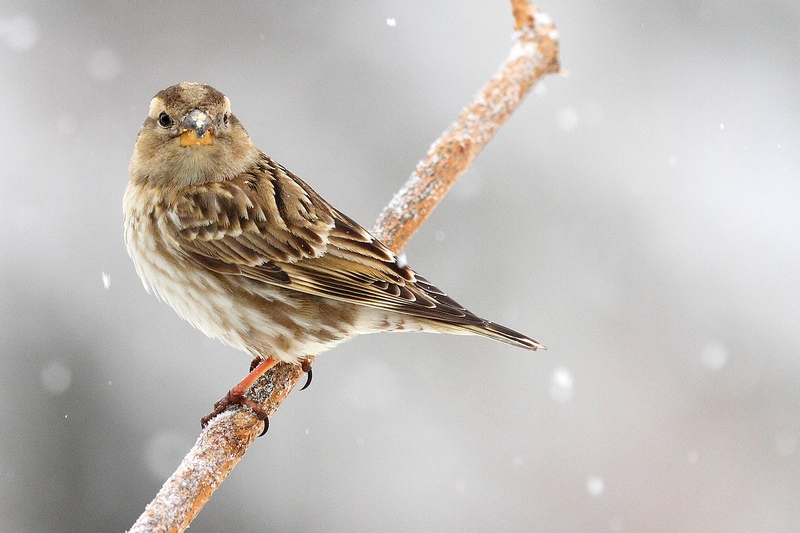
[{"xmin": 129, "ymin": 82, "xmax": 259, "ymax": 189}]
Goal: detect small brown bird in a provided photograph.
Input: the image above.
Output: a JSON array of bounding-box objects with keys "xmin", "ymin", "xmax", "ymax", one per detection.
[{"xmin": 124, "ymin": 82, "xmax": 542, "ymax": 427}]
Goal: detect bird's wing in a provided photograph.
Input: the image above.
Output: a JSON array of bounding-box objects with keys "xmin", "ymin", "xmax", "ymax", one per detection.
[{"xmin": 166, "ymin": 156, "xmax": 483, "ymax": 325}]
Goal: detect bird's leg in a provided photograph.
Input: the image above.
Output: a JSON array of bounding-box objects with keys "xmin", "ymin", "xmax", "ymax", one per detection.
[
  {"xmin": 299, "ymin": 358, "xmax": 313, "ymax": 391},
  {"xmin": 201, "ymin": 356, "xmax": 279, "ymax": 436}
]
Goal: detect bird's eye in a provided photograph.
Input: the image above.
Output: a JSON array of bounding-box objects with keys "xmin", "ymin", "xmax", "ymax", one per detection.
[
  {"xmin": 157, "ymin": 112, "xmax": 172, "ymax": 128},
  {"xmin": 222, "ymin": 113, "xmax": 230, "ymax": 126}
]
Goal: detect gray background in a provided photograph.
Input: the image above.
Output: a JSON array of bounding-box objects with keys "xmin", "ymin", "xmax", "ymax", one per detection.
[{"xmin": 1, "ymin": 1, "xmax": 799, "ymax": 532}]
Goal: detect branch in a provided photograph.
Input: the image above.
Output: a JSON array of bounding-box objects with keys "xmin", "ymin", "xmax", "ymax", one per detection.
[
  {"xmin": 371, "ymin": 0, "xmax": 560, "ymax": 247},
  {"xmin": 128, "ymin": 3, "xmax": 560, "ymax": 532}
]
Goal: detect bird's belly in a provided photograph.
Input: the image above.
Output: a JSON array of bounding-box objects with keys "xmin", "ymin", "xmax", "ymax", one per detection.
[{"xmin": 125, "ymin": 222, "xmax": 359, "ymax": 363}]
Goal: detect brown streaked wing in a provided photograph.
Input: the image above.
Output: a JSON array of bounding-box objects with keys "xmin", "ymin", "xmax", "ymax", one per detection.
[{"xmin": 168, "ymin": 154, "xmax": 488, "ymax": 326}]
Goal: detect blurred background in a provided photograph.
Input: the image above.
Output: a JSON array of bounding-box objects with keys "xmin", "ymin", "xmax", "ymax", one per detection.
[{"xmin": 1, "ymin": 1, "xmax": 799, "ymax": 531}]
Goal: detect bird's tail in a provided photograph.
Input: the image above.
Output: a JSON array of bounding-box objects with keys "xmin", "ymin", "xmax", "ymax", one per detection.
[{"xmin": 464, "ymin": 321, "xmax": 545, "ymax": 351}]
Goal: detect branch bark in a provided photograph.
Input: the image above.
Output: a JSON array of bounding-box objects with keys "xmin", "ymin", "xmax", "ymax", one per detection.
[{"xmin": 129, "ymin": 3, "xmax": 559, "ymax": 532}]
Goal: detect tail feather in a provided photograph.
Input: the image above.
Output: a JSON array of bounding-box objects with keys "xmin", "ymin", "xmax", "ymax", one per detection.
[{"xmin": 467, "ymin": 321, "xmax": 545, "ymax": 351}]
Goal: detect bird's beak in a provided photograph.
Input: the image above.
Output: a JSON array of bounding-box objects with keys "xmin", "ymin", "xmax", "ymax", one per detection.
[{"xmin": 179, "ymin": 109, "xmax": 215, "ymax": 146}]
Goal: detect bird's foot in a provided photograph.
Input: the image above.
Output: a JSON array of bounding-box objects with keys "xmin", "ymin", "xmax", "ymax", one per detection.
[
  {"xmin": 300, "ymin": 358, "xmax": 313, "ymax": 391},
  {"xmin": 201, "ymin": 389, "xmax": 270, "ymax": 436}
]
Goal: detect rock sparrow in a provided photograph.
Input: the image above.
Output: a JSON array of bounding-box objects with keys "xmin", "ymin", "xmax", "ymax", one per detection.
[{"xmin": 124, "ymin": 83, "xmax": 542, "ymax": 426}]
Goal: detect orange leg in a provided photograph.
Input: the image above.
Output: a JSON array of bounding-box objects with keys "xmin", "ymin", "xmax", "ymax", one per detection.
[
  {"xmin": 200, "ymin": 356, "xmax": 279, "ymax": 434},
  {"xmin": 231, "ymin": 356, "xmax": 279, "ymax": 397}
]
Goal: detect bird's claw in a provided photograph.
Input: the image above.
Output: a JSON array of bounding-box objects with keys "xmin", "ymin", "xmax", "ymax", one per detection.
[
  {"xmin": 201, "ymin": 390, "xmax": 270, "ymax": 437},
  {"xmin": 300, "ymin": 359, "xmax": 313, "ymax": 391}
]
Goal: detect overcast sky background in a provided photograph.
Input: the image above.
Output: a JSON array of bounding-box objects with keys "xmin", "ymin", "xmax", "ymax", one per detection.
[{"xmin": 1, "ymin": 1, "xmax": 799, "ymax": 532}]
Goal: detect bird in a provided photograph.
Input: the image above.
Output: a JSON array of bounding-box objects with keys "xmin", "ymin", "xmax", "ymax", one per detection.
[{"xmin": 123, "ymin": 82, "xmax": 543, "ymax": 429}]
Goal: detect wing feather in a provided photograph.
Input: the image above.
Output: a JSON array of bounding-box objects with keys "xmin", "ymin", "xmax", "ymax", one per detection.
[{"xmin": 166, "ymin": 154, "xmax": 486, "ymax": 326}]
